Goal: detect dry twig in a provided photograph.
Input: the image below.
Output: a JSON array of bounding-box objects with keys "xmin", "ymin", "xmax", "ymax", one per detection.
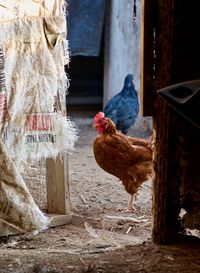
[
  {"xmin": 105, "ymin": 215, "xmax": 149, "ymax": 224},
  {"xmin": 126, "ymin": 226, "xmax": 132, "ymax": 234},
  {"xmin": 72, "ymin": 191, "xmax": 87, "ymax": 204}
]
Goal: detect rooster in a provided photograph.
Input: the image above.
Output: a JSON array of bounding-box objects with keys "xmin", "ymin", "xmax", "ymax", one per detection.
[
  {"xmin": 103, "ymin": 74, "xmax": 139, "ymax": 134},
  {"xmin": 93, "ymin": 112, "xmax": 153, "ymax": 212}
]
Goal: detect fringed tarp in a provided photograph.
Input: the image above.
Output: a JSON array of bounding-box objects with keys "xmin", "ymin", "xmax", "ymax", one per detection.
[{"xmin": 0, "ymin": 0, "xmax": 78, "ymax": 233}]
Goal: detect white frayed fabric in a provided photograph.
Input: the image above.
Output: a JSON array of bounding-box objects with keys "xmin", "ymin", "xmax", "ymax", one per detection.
[
  {"xmin": 0, "ymin": 141, "xmax": 50, "ymax": 232},
  {"xmin": 0, "ymin": 0, "xmax": 77, "ymax": 233}
]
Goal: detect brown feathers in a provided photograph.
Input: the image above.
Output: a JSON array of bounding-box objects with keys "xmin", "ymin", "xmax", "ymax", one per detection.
[{"xmin": 93, "ymin": 114, "xmax": 153, "ymax": 196}]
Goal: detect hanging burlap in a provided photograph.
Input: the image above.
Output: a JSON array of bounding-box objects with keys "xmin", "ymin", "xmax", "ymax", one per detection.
[{"xmin": 0, "ymin": 0, "xmax": 77, "ymax": 233}]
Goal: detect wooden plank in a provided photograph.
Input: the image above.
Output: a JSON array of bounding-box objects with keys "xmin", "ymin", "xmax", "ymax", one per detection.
[
  {"xmin": 48, "ymin": 214, "xmax": 72, "ymax": 227},
  {"xmin": 0, "ymin": 214, "xmax": 72, "ymax": 237},
  {"xmin": 46, "ymin": 154, "xmax": 71, "ymax": 215},
  {"xmin": 47, "ymin": 62, "xmax": 71, "ymax": 216},
  {"xmin": 140, "ymin": 0, "xmax": 156, "ymax": 116}
]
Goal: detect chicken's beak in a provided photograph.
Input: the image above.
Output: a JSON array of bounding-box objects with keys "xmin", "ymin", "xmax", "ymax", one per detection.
[{"xmin": 93, "ymin": 121, "xmax": 101, "ymax": 127}]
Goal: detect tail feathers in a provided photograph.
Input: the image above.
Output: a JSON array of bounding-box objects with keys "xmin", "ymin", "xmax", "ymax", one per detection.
[{"xmin": 122, "ymin": 161, "xmax": 153, "ymax": 195}]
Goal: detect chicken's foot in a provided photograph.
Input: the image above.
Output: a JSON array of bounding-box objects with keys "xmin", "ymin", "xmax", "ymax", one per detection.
[{"xmin": 123, "ymin": 195, "xmax": 136, "ymax": 213}]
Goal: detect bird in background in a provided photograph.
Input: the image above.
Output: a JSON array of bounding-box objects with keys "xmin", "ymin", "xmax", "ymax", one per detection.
[{"xmin": 103, "ymin": 74, "xmax": 139, "ymax": 134}]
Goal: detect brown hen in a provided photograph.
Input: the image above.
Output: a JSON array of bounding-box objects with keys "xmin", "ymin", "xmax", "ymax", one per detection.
[{"xmin": 93, "ymin": 112, "xmax": 153, "ymax": 212}]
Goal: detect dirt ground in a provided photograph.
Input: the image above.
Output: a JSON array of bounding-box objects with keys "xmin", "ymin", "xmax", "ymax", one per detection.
[{"xmin": 0, "ymin": 109, "xmax": 199, "ymax": 273}]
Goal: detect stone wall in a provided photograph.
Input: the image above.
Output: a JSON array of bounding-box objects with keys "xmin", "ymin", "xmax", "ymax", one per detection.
[{"xmin": 103, "ymin": 0, "xmax": 152, "ymax": 134}]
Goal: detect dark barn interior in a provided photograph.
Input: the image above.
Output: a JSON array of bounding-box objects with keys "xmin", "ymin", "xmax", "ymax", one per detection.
[
  {"xmin": 65, "ymin": 51, "xmax": 104, "ymax": 107},
  {"xmin": 65, "ymin": 0, "xmax": 105, "ymax": 108}
]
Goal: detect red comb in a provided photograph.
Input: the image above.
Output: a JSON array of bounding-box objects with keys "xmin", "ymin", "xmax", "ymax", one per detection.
[{"xmin": 94, "ymin": 112, "xmax": 105, "ymax": 123}]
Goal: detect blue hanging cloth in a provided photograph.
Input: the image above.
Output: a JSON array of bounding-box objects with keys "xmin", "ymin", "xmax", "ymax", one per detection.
[{"xmin": 67, "ymin": 0, "xmax": 107, "ymax": 56}]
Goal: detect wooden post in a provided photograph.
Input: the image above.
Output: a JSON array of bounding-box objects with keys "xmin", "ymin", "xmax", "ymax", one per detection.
[
  {"xmin": 141, "ymin": 0, "xmax": 181, "ymax": 244},
  {"xmin": 152, "ymin": 103, "xmax": 181, "ymax": 244},
  {"xmin": 46, "ymin": 154, "xmax": 72, "ymax": 227},
  {"xmin": 152, "ymin": 0, "xmax": 180, "ymax": 244},
  {"xmin": 45, "ymin": 64, "xmax": 72, "ymax": 226}
]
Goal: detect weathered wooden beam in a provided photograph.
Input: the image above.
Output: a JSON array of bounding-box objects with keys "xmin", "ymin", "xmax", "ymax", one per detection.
[
  {"xmin": 153, "ymin": 103, "xmax": 181, "ymax": 244},
  {"xmin": 46, "ymin": 154, "xmax": 71, "ymax": 215},
  {"xmin": 48, "ymin": 214, "xmax": 72, "ymax": 227},
  {"xmin": 142, "ymin": 0, "xmax": 200, "ymax": 244},
  {"xmin": 152, "ymin": 0, "xmax": 180, "ymax": 244}
]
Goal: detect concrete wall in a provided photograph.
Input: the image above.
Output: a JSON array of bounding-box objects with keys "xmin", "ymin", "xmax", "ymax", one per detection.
[
  {"xmin": 103, "ymin": 0, "xmax": 141, "ymax": 104},
  {"xmin": 103, "ymin": 0, "xmax": 152, "ymax": 135}
]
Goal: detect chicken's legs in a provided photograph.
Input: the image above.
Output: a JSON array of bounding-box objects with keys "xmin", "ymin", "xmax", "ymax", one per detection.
[{"xmin": 123, "ymin": 194, "xmax": 136, "ymax": 212}]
